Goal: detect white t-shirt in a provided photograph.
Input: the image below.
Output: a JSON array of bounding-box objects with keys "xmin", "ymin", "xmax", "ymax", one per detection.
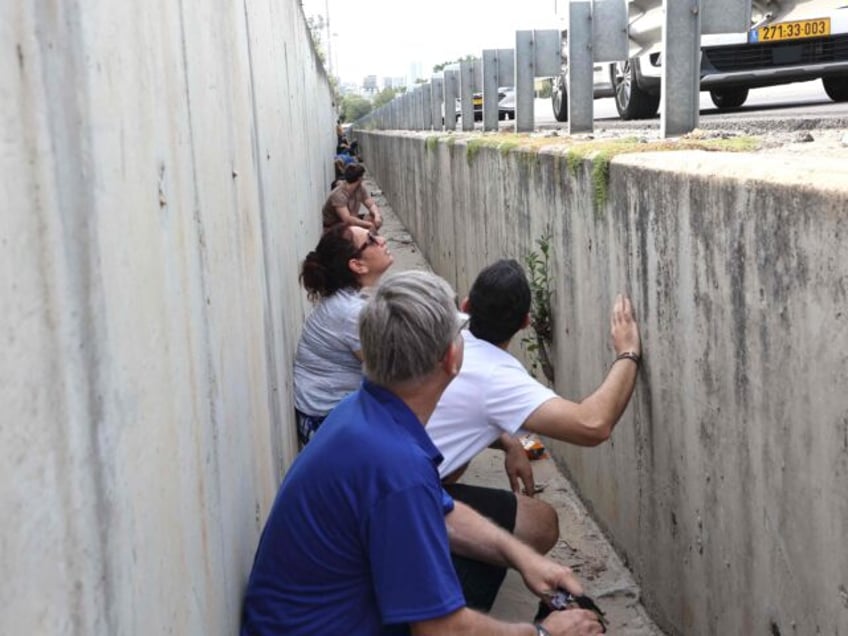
[
  {"xmin": 427, "ymin": 330, "xmax": 557, "ymax": 478},
  {"xmin": 293, "ymin": 288, "xmax": 365, "ymax": 416}
]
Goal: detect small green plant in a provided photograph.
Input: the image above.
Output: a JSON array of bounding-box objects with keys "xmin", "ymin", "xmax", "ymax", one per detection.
[
  {"xmin": 591, "ymin": 152, "xmax": 612, "ymax": 215},
  {"xmin": 425, "ymin": 135, "xmax": 440, "ymax": 153},
  {"xmin": 522, "ymin": 227, "xmax": 555, "ymax": 385},
  {"xmin": 466, "ymin": 138, "xmax": 485, "ymax": 166}
]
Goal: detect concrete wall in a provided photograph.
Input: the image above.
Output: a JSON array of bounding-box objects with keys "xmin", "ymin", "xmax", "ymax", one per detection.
[
  {"xmin": 1, "ymin": 1, "xmax": 334, "ymax": 633},
  {"xmin": 358, "ymin": 131, "xmax": 848, "ymax": 635}
]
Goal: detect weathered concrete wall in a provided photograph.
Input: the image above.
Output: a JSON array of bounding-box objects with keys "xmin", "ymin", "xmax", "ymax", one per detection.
[
  {"xmin": 1, "ymin": 1, "xmax": 334, "ymax": 633},
  {"xmin": 358, "ymin": 131, "xmax": 848, "ymax": 635}
]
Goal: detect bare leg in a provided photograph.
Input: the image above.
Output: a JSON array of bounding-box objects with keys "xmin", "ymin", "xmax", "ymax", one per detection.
[{"xmin": 513, "ymin": 493, "xmax": 559, "ymax": 554}]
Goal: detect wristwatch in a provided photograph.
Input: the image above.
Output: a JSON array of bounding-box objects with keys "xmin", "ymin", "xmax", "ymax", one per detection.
[{"xmin": 535, "ymin": 623, "xmax": 552, "ymax": 636}]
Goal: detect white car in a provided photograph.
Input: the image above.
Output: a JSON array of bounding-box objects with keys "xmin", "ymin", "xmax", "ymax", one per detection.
[{"xmin": 552, "ymin": 0, "xmax": 848, "ymax": 121}]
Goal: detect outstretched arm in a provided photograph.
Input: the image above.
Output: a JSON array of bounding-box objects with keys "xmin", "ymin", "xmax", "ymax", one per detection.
[{"xmin": 523, "ymin": 294, "xmax": 641, "ymax": 445}]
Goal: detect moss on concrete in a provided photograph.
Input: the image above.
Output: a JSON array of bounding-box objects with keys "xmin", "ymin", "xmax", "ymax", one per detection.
[{"xmin": 415, "ymin": 130, "xmax": 760, "ymax": 207}]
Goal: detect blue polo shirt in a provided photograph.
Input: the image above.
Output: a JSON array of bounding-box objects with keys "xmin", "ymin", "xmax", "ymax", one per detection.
[{"xmin": 242, "ymin": 380, "xmax": 466, "ymax": 635}]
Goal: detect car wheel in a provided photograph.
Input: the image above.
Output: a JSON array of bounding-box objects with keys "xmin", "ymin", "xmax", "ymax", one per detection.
[
  {"xmin": 551, "ymin": 73, "xmax": 568, "ymax": 122},
  {"xmin": 823, "ymin": 76, "xmax": 848, "ymax": 102},
  {"xmin": 710, "ymin": 88, "xmax": 749, "ymax": 109},
  {"xmin": 611, "ymin": 59, "xmax": 660, "ymax": 120}
]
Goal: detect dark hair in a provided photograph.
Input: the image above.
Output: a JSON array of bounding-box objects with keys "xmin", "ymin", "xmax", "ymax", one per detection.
[
  {"xmin": 300, "ymin": 224, "xmax": 361, "ymax": 301},
  {"xmin": 343, "ymin": 163, "xmax": 365, "ymax": 183},
  {"xmin": 467, "ymin": 259, "xmax": 531, "ymax": 345}
]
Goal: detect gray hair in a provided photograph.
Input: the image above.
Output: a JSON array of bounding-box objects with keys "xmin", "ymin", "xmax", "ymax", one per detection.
[{"xmin": 359, "ymin": 270, "xmax": 458, "ymax": 386}]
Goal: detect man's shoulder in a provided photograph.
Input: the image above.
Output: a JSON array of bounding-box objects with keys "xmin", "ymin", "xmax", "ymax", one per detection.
[{"xmin": 327, "ymin": 185, "xmax": 349, "ymax": 204}]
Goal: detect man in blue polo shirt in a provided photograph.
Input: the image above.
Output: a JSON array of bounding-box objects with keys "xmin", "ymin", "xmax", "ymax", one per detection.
[{"xmin": 241, "ymin": 270, "xmax": 603, "ymax": 636}]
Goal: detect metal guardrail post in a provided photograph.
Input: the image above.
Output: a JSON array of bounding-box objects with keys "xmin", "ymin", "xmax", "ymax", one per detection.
[
  {"xmin": 421, "ymin": 83, "xmax": 433, "ymax": 130},
  {"xmin": 661, "ymin": 0, "xmax": 701, "ymax": 136},
  {"xmin": 515, "ymin": 30, "xmax": 535, "ymax": 132},
  {"xmin": 411, "ymin": 90, "xmax": 418, "ymax": 130},
  {"xmin": 401, "ymin": 92, "xmax": 409, "ymax": 130},
  {"xmin": 431, "ymin": 77, "xmax": 444, "ymax": 130},
  {"xmin": 568, "ymin": 1, "xmax": 594, "ymax": 133},
  {"xmin": 460, "ymin": 59, "xmax": 476, "ymax": 131},
  {"xmin": 482, "ymin": 49, "xmax": 499, "ymax": 131},
  {"xmin": 416, "ymin": 85, "xmax": 426, "ymax": 131},
  {"xmin": 444, "ymin": 69, "xmax": 459, "ymax": 132}
]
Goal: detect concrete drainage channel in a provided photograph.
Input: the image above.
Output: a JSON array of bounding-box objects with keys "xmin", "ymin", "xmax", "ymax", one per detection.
[
  {"xmin": 357, "ymin": 129, "xmax": 848, "ymax": 636},
  {"xmin": 367, "ymin": 177, "xmax": 664, "ymax": 634}
]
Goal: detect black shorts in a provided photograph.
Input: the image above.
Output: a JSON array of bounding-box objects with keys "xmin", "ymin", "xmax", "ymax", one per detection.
[{"xmin": 443, "ymin": 484, "xmax": 518, "ymax": 612}]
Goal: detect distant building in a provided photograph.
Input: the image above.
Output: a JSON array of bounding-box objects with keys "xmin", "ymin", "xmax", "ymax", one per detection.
[
  {"xmin": 382, "ymin": 76, "xmax": 406, "ymax": 90},
  {"xmin": 362, "ymin": 75, "xmax": 378, "ymax": 94}
]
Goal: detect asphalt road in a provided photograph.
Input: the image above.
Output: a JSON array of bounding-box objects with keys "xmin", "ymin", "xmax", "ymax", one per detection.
[{"xmin": 532, "ymin": 79, "xmax": 848, "ymax": 132}]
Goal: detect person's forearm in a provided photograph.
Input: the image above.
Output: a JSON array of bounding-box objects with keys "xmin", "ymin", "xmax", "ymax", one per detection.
[
  {"xmin": 577, "ymin": 357, "xmax": 638, "ymax": 437},
  {"xmin": 527, "ymin": 356, "xmax": 638, "ymax": 446},
  {"xmin": 411, "ymin": 606, "xmax": 537, "ymax": 635},
  {"xmin": 445, "ymin": 501, "xmax": 537, "ymax": 569}
]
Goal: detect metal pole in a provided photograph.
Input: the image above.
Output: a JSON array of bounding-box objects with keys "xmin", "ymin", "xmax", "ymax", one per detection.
[
  {"xmin": 431, "ymin": 77, "xmax": 444, "ymax": 130},
  {"xmin": 568, "ymin": 1, "xmax": 594, "ymax": 133},
  {"xmin": 661, "ymin": 0, "xmax": 701, "ymax": 136},
  {"xmin": 444, "ymin": 69, "xmax": 459, "ymax": 131},
  {"xmin": 482, "ymin": 49, "xmax": 499, "ymax": 131},
  {"xmin": 515, "ymin": 30, "xmax": 535, "ymax": 132},
  {"xmin": 460, "ymin": 59, "xmax": 475, "ymax": 131}
]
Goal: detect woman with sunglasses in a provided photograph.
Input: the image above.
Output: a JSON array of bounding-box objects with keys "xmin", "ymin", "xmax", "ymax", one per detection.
[{"xmin": 293, "ymin": 223, "xmax": 394, "ymax": 446}]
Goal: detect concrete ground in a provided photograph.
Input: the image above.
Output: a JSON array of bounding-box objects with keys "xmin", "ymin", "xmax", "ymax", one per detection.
[{"xmin": 367, "ymin": 175, "xmax": 665, "ymax": 635}]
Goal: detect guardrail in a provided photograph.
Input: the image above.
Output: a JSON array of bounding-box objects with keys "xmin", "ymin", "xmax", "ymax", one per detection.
[{"xmin": 357, "ymin": 0, "xmax": 752, "ymax": 137}]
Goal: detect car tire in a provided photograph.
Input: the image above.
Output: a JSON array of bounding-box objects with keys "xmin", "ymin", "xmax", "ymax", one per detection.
[
  {"xmin": 823, "ymin": 76, "xmax": 848, "ymax": 102},
  {"xmin": 611, "ymin": 59, "xmax": 660, "ymax": 120},
  {"xmin": 551, "ymin": 73, "xmax": 568, "ymax": 122},
  {"xmin": 710, "ymin": 88, "xmax": 749, "ymax": 109}
]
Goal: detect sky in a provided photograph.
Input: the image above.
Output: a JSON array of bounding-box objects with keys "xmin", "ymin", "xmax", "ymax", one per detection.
[{"xmin": 301, "ymin": 0, "xmax": 563, "ymax": 85}]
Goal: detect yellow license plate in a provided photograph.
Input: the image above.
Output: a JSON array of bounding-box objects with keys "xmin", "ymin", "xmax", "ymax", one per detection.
[
  {"xmin": 753, "ymin": 18, "xmax": 830, "ymax": 43},
  {"xmin": 472, "ymin": 98, "xmax": 483, "ymax": 106}
]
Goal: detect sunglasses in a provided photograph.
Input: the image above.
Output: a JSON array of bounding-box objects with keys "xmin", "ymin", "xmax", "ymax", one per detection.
[{"xmin": 353, "ymin": 232, "xmax": 379, "ymax": 257}]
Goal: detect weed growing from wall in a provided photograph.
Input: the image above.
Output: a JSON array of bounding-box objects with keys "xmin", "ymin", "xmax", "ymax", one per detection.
[
  {"xmin": 425, "ymin": 136, "xmax": 440, "ymax": 153},
  {"xmin": 522, "ymin": 227, "xmax": 555, "ymax": 385}
]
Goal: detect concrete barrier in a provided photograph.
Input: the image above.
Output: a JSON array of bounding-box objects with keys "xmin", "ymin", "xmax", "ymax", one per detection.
[
  {"xmin": 357, "ymin": 130, "xmax": 848, "ymax": 635},
  {"xmin": 1, "ymin": 0, "xmax": 334, "ymax": 632}
]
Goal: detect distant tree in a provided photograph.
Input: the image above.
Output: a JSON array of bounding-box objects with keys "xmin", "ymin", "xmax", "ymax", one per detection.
[
  {"xmin": 414, "ymin": 78, "xmax": 427, "ymax": 84},
  {"xmin": 340, "ymin": 94, "xmax": 373, "ymax": 122},
  {"xmin": 432, "ymin": 54, "xmax": 475, "ymax": 73},
  {"xmin": 536, "ymin": 78, "xmax": 553, "ymax": 99},
  {"xmin": 373, "ymin": 87, "xmax": 401, "ymax": 109}
]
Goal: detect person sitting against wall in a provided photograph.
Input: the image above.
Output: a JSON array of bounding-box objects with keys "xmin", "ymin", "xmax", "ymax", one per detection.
[
  {"xmin": 242, "ymin": 269, "xmax": 604, "ymax": 636},
  {"xmin": 293, "ymin": 223, "xmax": 393, "ymax": 446},
  {"xmin": 425, "ymin": 258, "xmax": 641, "ymax": 616},
  {"xmin": 321, "ymin": 163, "xmax": 382, "ymax": 232}
]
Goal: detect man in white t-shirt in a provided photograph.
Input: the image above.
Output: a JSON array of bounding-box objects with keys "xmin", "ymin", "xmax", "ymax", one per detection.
[{"xmin": 427, "ymin": 259, "xmax": 641, "ymax": 613}]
